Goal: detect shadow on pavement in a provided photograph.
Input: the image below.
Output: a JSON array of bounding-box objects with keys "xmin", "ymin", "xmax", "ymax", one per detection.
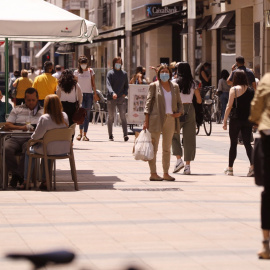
[{"xmin": 52, "ymin": 169, "xmax": 124, "ymax": 191}]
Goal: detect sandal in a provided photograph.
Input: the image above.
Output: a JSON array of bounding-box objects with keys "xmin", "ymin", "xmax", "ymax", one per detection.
[
  {"xmin": 82, "ymin": 136, "xmax": 89, "ymax": 141},
  {"xmin": 17, "ymin": 183, "xmax": 30, "ymax": 190},
  {"xmin": 39, "ymin": 182, "xmax": 47, "ymax": 191},
  {"xmin": 76, "ymin": 134, "xmax": 82, "ymax": 141}
]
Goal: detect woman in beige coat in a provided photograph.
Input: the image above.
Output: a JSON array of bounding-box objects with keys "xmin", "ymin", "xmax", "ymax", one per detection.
[
  {"xmin": 143, "ymin": 64, "xmax": 184, "ymax": 181},
  {"xmin": 250, "ymin": 73, "xmax": 270, "ymax": 259}
]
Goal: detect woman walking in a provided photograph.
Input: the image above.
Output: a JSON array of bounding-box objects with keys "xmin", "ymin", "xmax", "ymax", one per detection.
[
  {"xmin": 217, "ymin": 69, "xmax": 231, "ymax": 121},
  {"xmin": 172, "ymin": 62, "xmax": 202, "ymax": 175},
  {"xmin": 250, "ymin": 73, "xmax": 270, "ymax": 259},
  {"xmin": 223, "ymin": 70, "xmax": 254, "ymax": 176},
  {"xmin": 56, "ymin": 69, "xmax": 82, "ymax": 127},
  {"xmin": 144, "ymin": 64, "xmax": 183, "ymax": 181},
  {"xmin": 74, "ymin": 55, "xmax": 98, "ymax": 141}
]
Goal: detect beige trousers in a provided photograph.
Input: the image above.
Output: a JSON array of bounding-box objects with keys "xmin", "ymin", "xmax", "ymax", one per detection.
[{"xmin": 148, "ymin": 115, "xmax": 175, "ymax": 174}]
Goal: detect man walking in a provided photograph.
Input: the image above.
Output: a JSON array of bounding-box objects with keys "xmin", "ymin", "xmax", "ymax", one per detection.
[
  {"xmin": 227, "ymin": 56, "xmax": 256, "ymax": 90},
  {"xmin": 33, "ymin": 61, "xmax": 58, "ymax": 106},
  {"xmin": 106, "ymin": 57, "xmax": 129, "ymax": 141}
]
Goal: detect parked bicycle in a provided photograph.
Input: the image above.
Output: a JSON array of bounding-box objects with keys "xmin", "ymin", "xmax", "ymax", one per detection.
[
  {"xmin": 212, "ymin": 89, "xmax": 222, "ymax": 124},
  {"xmin": 196, "ymin": 86, "xmax": 215, "ymax": 136}
]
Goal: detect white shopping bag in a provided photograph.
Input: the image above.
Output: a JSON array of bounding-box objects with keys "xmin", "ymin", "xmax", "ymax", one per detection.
[{"xmin": 133, "ymin": 130, "xmax": 154, "ymax": 161}]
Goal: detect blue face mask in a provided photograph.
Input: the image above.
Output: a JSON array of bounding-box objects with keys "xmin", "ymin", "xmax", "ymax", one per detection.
[
  {"xmin": 115, "ymin": 63, "xmax": 121, "ymax": 70},
  {"xmin": 160, "ymin": 73, "xmax": 170, "ymax": 82}
]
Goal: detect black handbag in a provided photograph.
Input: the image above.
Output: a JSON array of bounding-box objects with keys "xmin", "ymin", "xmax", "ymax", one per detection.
[
  {"xmin": 253, "ymin": 137, "xmax": 264, "ymax": 186},
  {"xmin": 229, "ymin": 87, "xmax": 238, "ymax": 119}
]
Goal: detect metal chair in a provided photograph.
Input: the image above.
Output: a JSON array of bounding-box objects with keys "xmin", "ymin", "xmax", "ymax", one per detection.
[{"xmin": 25, "ymin": 124, "xmax": 78, "ymax": 191}]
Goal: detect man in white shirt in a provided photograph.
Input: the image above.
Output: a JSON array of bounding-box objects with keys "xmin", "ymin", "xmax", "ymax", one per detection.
[
  {"xmin": 52, "ymin": 65, "xmax": 62, "ymax": 80},
  {"xmin": 4, "ymin": 88, "xmax": 44, "ymax": 188}
]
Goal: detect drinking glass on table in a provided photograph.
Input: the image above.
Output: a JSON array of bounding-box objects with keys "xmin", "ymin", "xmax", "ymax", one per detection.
[{"xmin": 25, "ymin": 111, "xmax": 32, "ymax": 132}]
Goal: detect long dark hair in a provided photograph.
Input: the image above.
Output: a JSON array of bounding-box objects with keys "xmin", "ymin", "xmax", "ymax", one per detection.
[
  {"xmin": 220, "ymin": 69, "xmax": 230, "ymax": 80},
  {"xmin": 58, "ymin": 69, "xmax": 77, "ymax": 94},
  {"xmin": 77, "ymin": 55, "xmax": 89, "ymax": 74},
  {"xmin": 232, "ymin": 70, "xmax": 248, "ymax": 86},
  {"xmin": 176, "ymin": 62, "xmax": 194, "ymax": 94}
]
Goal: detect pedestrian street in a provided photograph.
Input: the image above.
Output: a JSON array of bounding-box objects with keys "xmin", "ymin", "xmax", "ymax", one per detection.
[{"xmin": 0, "ymin": 123, "xmax": 268, "ymax": 270}]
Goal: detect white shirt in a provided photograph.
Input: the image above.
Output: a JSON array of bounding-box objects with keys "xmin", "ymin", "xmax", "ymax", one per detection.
[
  {"xmin": 74, "ymin": 68, "xmax": 95, "ymax": 93},
  {"xmin": 52, "ymin": 71, "xmax": 62, "ymax": 80},
  {"xmin": 180, "ymin": 87, "xmax": 194, "ymax": 103},
  {"xmin": 162, "ymin": 86, "xmax": 173, "ymax": 114},
  {"xmin": 56, "ymin": 84, "xmax": 83, "ymax": 104}
]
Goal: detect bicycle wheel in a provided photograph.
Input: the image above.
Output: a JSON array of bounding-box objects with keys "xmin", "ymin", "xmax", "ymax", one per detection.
[{"xmin": 203, "ymin": 106, "xmax": 212, "ymax": 136}]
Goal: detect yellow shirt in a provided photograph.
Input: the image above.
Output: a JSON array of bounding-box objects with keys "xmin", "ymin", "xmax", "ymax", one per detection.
[
  {"xmin": 15, "ymin": 77, "xmax": 33, "ymax": 99},
  {"xmin": 32, "ymin": 73, "xmax": 58, "ymax": 100}
]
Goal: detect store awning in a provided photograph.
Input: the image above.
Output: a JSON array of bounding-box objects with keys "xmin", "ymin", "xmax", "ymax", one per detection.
[
  {"xmin": 179, "ymin": 18, "xmax": 202, "ymax": 35},
  {"xmin": 196, "ymin": 15, "xmax": 212, "ymax": 31},
  {"xmin": 208, "ymin": 12, "xmax": 235, "ymax": 30},
  {"xmin": 91, "ymin": 9, "xmax": 187, "ymax": 43}
]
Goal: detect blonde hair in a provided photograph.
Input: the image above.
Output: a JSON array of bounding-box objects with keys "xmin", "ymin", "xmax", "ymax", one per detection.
[
  {"xmin": 44, "ymin": 94, "xmax": 64, "ymax": 125},
  {"xmin": 21, "ymin": 69, "xmax": 28, "ymax": 77}
]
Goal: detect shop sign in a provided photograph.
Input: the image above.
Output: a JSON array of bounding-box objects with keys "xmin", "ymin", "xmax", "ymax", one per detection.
[
  {"xmin": 146, "ymin": 4, "xmax": 180, "ymax": 18},
  {"xmin": 21, "ymin": 56, "xmax": 30, "ymax": 63},
  {"xmin": 127, "ymin": 84, "xmax": 149, "ymax": 125}
]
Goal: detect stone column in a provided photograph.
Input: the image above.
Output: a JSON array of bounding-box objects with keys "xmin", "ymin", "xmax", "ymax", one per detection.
[
  {"xmin": 187, "ymin": 0, "xmax": 196, "ymax": 76},
  {"xmin": 125, "ymin": 0, "xmax": 132, "ymax": 80}
]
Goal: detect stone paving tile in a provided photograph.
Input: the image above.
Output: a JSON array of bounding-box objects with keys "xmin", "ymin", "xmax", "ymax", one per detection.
[{"xmin": 0, "ymin": 123, "xmax": 270, "ymax": 269}]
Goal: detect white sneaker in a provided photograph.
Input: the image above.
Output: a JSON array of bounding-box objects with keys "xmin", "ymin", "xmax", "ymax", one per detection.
[
  {"xmin": 173, "ymin": 159, "xmax": 184, "ymax": 173},
  {"xmin": 247, "ymin": 167, "xmax": 254, "ymax": 177},
  {"xmin": 224, "ymin": 168, "xmax": 233, "ymax": 176},
  {"xmin": 183, "ymin": 165, "xmax": 191, "ymax": 175}
]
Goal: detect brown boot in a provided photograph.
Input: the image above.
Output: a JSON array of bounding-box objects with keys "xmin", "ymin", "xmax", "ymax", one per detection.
[{"xmin": 258, "ymin": 240, "xmax": 270, "ymax": 259}]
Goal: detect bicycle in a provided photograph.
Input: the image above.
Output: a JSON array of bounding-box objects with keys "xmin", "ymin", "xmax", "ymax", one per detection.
[
  {"xmin": 196, "ymin": 86, "xmax": 215, "ymax": 136},
  {"xmin": 212, "ymin": 89, "xmax": 222, "ymax": 124}
]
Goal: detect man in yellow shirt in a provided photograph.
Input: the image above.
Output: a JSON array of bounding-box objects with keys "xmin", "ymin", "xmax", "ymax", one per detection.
[{"xmin": 32, "ymin": 61, "xmax": 58, "ymax": 106}]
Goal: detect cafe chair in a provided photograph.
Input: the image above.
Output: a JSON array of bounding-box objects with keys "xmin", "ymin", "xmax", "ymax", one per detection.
[{"xmin": 25, "ymin": 124, "xmax": 78, "ymax": 191}]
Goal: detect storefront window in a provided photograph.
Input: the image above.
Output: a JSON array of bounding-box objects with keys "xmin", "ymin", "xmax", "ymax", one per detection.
[{"xmin": 220, "ymin": 28, "xmax": 235, "ymax": 73}]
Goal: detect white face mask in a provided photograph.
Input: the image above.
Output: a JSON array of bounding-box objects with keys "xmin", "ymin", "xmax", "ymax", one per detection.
[{"xmin": 80, "ymin": 64, "xmax": 87, "ymax": 70}]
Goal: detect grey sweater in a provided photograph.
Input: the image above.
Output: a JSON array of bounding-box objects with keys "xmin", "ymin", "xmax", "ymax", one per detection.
[
  {"xmin": 32, "ymin": 113, "xmax": 69, "ymax": 155},
  {"xmin": 106, "ymin": 68, "xmax": 129, "ymax": 100}
]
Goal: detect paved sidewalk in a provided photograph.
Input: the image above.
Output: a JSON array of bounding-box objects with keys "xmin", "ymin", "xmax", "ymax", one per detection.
[{"xmin": 0, "ymin": 123, "xmax": 269, "ymax": 270}]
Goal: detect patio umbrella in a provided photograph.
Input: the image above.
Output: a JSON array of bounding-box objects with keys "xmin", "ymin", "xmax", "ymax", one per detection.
[{"xmin": 0, "ymin": 0, "xmax": 98, "ymax": 111}]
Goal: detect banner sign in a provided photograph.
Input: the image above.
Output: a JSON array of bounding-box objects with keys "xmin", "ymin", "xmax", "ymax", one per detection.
[
  {"xmin": 127, "ymin": 84, "xmax": 149, "ymax": 125},
  {"xmin": 146, "ymin": 4, "xmax": 180, "ymax": 18}
]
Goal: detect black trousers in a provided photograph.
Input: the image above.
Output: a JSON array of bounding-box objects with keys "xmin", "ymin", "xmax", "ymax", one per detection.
[
  {"xmin": 261, "ymin": 133, "xmax": 270, "ymax": 230},
  {"xmin": 228, "ymin": 118, "xmax": 253, "ymax": 167},
  {"xmin": 61, "ymin": 101, "xmax": 76, "ymax": 126}
]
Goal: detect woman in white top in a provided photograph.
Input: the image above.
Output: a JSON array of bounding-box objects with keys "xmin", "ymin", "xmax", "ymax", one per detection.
[
  {"xmin": 172, "ymin": 62, "xmax": 202, "ymax": 175},
  {"xmin": 56, "ymin": 69, "xmax": 82, "ymax": 127},
  {"xmin": 74, "ymin": 55, "xmax": 98, "ymax": 141},
  {"xmin": 20, "ymin": 94, "xmax": 69, "ymax": 190},
  {"xmin": 144, "ymin": 64, "xmax": 183, "ymax": 181}
]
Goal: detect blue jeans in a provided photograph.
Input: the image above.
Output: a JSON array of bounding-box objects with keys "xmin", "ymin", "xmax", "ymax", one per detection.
[
  {"xmin": 220, "ymin": 92, "xmax": 229, "ymax": 120},
  {"xmin": 80, "ymin": 93, "xmax": 93, "ymax": 133}
]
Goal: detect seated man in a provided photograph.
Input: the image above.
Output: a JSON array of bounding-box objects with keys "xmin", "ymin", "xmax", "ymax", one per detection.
[
  {"xmin": 4, "ymin": 88, "xmax": 44, "ymax": 188},
  {"xmin": 0, "ymin": 90, "xmax": 12, "ymax": 122}
]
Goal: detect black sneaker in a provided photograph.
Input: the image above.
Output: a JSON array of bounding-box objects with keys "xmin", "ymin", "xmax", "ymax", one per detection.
[
  {"xmin": 109, "ymin": 135, "xmax": 114, "ymax": 141},
  {"xmin": 124, "ymin": 136, "xmax": 129, "ymax": 142},
  {"xmin": 9, "ymin": 174, "xmax": 23, "ymax": 188}
]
